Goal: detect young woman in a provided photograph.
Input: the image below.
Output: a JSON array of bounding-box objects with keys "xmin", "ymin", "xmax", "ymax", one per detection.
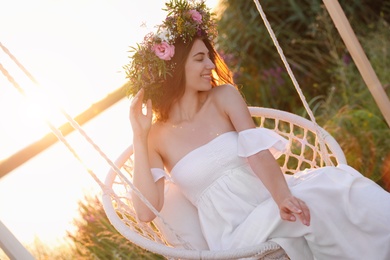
[{"xmin": 126, "ymin": 1, "xmax": 390, "ymax": 259}]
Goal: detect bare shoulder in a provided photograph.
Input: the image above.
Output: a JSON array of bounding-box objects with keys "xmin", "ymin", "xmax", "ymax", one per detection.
[
  {"xmin": 210, "ymin": 84, "xmax": 247, "ymax": 110},
  {"xmin": 211, "ymin": 84, "xmax": 240, "ymax": 97},
  {"xmin": 211, "ymin": 84, "xmax": 255, "ymax": 131}
]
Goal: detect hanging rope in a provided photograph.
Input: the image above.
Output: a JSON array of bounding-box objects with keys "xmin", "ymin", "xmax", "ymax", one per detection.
[{"xmin": 252, "ymin": 0, "xmax": 333, "ymax": 166}]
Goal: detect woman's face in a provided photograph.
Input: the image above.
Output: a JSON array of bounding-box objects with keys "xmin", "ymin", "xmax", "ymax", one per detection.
[{"xmin": 184, "ymin": 39, "xmax": 215, "ymax": 93}]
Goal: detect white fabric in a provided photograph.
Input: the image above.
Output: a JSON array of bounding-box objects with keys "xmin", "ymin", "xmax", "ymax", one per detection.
[
  {"xmin": 153, "ymin": 181, "xmax": 209, "ymax": 250},
  {"xmin": 151, "ymin": 168, "xmax": 169, "ymax": 182},
  {"xmin": 167, "ymin": 130, "xmax": 390, "ymax": 260},
  {"xmin": 237, "ymin": 128, "xmax": 288, "ymax": 158}
]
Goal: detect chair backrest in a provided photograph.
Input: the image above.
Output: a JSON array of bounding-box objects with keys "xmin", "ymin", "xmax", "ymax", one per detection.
[
  {"xmin": 102, "ymin": 107, "xmax": 346, "ymax": 259},
  {"xmin": 248, "ymin": 107, "xmax": 346, "ymax": 173}
]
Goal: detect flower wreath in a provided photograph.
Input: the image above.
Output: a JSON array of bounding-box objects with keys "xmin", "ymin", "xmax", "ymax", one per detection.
[{"xmin": 124, "ymin": 0, "xmax": 217, "ymax": 101}]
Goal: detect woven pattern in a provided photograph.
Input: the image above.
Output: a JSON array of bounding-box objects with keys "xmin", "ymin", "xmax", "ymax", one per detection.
[
  {"xmin": 102, "ymin": 107, "xmax": 346, "ymax": 260},
  {"xmin": 249, "ymin": 107, "xmax": 346, "ymax": 174}
]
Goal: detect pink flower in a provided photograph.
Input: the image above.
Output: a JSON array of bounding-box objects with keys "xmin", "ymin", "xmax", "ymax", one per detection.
[
  {"xmin": 152, "ymin": 42, "xmax": 175, "ymax": 60},
  {"xmin": 189, "ymin": 10, "xmax": 202, "ymax": 24}
]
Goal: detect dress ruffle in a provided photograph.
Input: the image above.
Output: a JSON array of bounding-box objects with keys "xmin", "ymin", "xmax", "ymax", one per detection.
[
  {"xmin": 151, "ymin": 168, "xmax": 169, "ymax": 182},
  {"xmin": 237, "ymin": 128, "xmax": 288, "ymax": 158}
]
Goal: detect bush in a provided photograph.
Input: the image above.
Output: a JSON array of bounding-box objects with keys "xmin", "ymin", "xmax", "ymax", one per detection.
[
  {"xmin": 216, "ymin": 0, "xmax": 390, "ymax": 189},
  {"xmin": 67, "ymin": 194, "xmax": 163, "ymax": 260},
  {"xmin": 216, "ymin": 0, "xmax": 389, "ymax": 110}
]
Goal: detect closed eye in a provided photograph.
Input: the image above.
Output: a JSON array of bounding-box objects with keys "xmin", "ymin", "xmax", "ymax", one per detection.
[{"xmin": 193, "ymin": 51, "xmax": 210, "ymax": 61}]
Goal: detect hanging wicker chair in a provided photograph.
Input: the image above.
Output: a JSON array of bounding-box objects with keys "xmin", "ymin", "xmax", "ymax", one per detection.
[
  {"xmin": 102, "ymin": 106, "xmax": 347, "ymax": 260},
  {"xmin": 2, "ymin": 0, "xmax": 387, "ymax": 258}
]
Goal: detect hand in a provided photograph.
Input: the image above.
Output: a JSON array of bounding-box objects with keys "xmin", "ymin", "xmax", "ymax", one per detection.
[
  {"xmin": 278, "ymin": 195, "xmax": 311, "ymax": 226},
  {"xmin": 129, "ymin": 88, "xmax": 153, "ymax": 138}
]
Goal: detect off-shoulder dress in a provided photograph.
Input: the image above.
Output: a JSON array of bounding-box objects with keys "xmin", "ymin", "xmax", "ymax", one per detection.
[{"xmin": 151, "ymin": 128, "xmax": 390, "ymax": 260}]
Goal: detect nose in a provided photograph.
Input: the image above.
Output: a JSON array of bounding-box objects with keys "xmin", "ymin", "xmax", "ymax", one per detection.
[{"xmin": 206, "ymin": 57, "xmax": 215, "ymax": 69}]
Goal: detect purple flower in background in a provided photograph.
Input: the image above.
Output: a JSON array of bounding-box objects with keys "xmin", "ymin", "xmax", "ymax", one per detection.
[
  {"xmin": 342, "ymin": 53, "xmax": 352, "ymax": 65},
  {"xmin": 262, "ymin": 66, "xmax": 285, "ymax": 86},
  {"xmin": 261, "ymin": 66, "xmax": 286, "ymax": 97}
]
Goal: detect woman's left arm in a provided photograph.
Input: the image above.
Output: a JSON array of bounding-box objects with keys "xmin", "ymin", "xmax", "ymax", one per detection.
[
  {"xmin": 247, "ymin": 150, "xmax": 310, "ymax": 225},
  {"xmin": 219, "ymin": 85, "xmax": 310, "ymax": 226}
]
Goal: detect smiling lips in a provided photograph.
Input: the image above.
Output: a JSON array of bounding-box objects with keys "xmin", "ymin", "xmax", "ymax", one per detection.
[{"xmin": 201, "ymin": 74, "xmax": 212, "ymax": 80}]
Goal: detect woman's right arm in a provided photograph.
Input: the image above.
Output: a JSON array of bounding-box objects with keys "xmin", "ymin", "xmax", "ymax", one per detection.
[{"xmin": 130, "ymin": 89, "xmax": 165, "ymax": 222}]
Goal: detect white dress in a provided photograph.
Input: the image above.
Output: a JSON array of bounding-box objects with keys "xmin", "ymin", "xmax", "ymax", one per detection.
[{"xmin": 153, "ymin": 128, "xmax": 390, "ymax": 260}]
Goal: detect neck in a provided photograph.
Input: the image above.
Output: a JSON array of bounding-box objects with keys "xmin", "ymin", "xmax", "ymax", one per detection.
[{"xmin": 169, "ymin": 91, "xmax": 208, "ymax": 123}]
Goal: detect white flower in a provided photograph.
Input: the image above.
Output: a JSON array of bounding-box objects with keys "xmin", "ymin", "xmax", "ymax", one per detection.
[{"xmin": 157, "ymin": 27, "xmax": 173, "ymax": 43}]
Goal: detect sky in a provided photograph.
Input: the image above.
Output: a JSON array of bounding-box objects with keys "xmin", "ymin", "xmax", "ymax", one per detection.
[{"xmin": 0, "ymin": 0, "xmax": 220, "ymax": 253}]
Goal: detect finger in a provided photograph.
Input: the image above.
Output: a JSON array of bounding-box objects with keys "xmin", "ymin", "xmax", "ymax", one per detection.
[
  {"xmin": 130, "ymin": 89, "xmax": 144, "ymax": 114},
  {"xmin": 286, "ymin": 199, "xmax": 302, "ymax": 214},
  {"xmin": 134, "ymin": 88, "xmax": 145, "ymax": 104},
  {"xmin": 279, "ymin": 198, "xmax": 299, "ymax": 222},
  {"xmin": 297, "ymin": 200, "xmax": 311, "ymax": 226},
  {"xmin": 288, "ymin": 198, "xmax": 310, "ymax": 226},
  {"xmin": 145, "ymin": 99, "xmax": 153, "ymax": 119},
  {"xmin": 280, "ymin": 209, "xmax": 296, "ymax": 222}
]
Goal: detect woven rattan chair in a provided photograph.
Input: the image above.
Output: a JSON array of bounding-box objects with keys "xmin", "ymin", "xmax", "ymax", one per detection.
[{"xmin": 102, "ymin": 106, "xmax": 346, "ymax": 260}]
